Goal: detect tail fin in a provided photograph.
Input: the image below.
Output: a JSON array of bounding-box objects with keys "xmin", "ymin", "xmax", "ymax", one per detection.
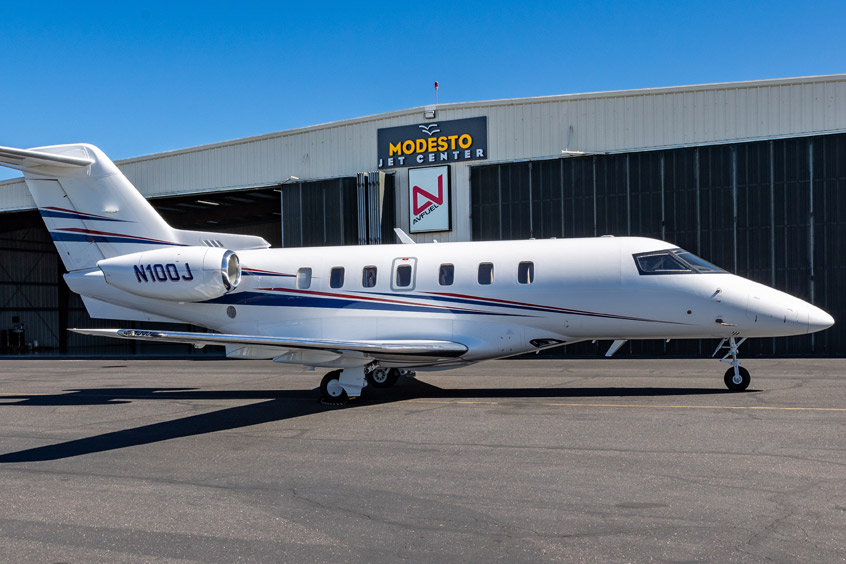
[{"xmin": 0, "ymin": 143, "xmax": 269, "ymax": 271}]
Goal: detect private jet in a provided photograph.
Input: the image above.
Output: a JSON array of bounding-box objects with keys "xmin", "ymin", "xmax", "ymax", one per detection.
[{"xmin": 0, "ymin": 143, "xmax": 834, "ymax": 403}]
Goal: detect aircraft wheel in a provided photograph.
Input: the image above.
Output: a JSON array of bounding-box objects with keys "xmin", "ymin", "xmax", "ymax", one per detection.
[
  {"xmin": 724, "ymin": 366, "xmax": 750, "ymax": 391},
  {"xmin": 366, "ymin": 367, "xmax": 400, "ymax": 388},
  {"xmin": 320, "ymin": 370, "xmax": 349, "ymax": 404}
]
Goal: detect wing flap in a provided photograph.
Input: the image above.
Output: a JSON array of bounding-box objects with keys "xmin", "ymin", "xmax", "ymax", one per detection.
[{"xmin": 69, "ymin": 328, "xmax": 468, "ymax": 357}]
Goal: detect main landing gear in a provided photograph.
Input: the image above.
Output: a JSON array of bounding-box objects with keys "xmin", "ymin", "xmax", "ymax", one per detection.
[
  {"xmin": 366, "ymin": 367, "xmax": 401, "ymax": 388},
  {"xmin": 319, "ymin": 366, "xmax": 412, "ymax": 405},
  {"xmin": 714, "ymin": 336, "xmax": 750, "ymax": 391}
]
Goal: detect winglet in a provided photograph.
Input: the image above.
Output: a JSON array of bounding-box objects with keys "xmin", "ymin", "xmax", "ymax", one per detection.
[{"xmin": 394, "ymin": 228, "xmax": 415, "ymax": 244}]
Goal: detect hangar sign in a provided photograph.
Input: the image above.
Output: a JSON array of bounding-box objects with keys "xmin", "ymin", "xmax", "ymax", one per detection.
[
  {"xmin": 378, "ymin": 117, "xmax": 487, "ymax": 169},
  {"xmin": 409, "ymin": 166, "xmax": 450, "ymax": 233}
]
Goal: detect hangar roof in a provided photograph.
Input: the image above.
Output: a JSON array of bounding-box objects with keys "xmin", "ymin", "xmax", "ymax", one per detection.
[{"xmin": 2, "ymin": 74, "xmax": 846, "ymax": 212}]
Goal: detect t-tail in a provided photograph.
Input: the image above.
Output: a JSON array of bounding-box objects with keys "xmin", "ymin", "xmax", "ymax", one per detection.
[{"xmin": 0, "ymin": 143, "xmax": 269, "ymax": 272}]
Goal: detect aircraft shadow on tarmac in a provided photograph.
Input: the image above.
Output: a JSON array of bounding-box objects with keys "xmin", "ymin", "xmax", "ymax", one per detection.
[{"xmin": 0, "ymin": 379, "xmax": 747, "ymax": 463}]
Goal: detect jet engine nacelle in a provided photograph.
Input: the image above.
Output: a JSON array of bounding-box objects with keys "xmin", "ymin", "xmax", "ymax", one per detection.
[{"xmin": 98, "ymin": 247, "xmax": 241, "ymax": 302}]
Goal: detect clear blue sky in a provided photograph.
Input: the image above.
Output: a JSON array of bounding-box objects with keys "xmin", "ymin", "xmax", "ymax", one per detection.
[{"xmin": 1, "ymin": 1, "xmax": 844, "ymax": 181}]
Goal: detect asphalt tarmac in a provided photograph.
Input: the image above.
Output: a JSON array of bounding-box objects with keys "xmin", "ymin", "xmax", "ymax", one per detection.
[{"xmin": 0, "ymin": 357, "xmax": 844, "ymax": 563}]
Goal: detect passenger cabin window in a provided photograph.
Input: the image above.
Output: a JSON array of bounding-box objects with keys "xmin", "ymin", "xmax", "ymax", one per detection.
[
  {"xmin": 478, "ymin": 262, "xmax": 494, "ymax": 285},
  {"xmin": 330, "ymin": 267, "xmax": 345, "ymax": 288},
  {"xmin": 362, "ymin": 266, "xmax": 377, "ymax": 288},
  {"xmin": 297, "ymin": 267, "xmax": 312, "ymax": 289},
  {"xmin": 396, "ymin": 264, "xmax": 412, "ymax": 287},
  {"xmin": 438, "ymin": 264, "xmax": 454, "ymax": 286},
  {"xmin": 518, "ymin": 261, "xmax": 534, "ymax": 284},
  {"xmin": 634, "ymin": 249, "xmax": 725, "ymax": 275}
]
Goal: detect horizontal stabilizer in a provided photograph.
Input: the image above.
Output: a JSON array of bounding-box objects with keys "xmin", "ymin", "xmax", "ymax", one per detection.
[
  {"xmin": 79, "ymin": 296, "xmax": 185, "ymax": 324},
  {"xmin": 0, "ymin": 145, "xmax": 94, "ymax": 173},
  {"xmin": 70, "ymin": 328, "xmax": 468, "ymax": 357}
]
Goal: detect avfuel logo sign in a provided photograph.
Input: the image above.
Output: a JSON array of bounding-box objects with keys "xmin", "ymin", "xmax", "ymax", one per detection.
[
  {"xmin": 409, "ymin": 166, "xmax": 450, "ymax": 233},
  {"xmin": 378, "ymin": 117, "xmax": 487, "ymax": 169}
]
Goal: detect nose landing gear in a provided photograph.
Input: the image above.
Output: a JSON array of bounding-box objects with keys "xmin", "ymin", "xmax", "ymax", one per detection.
[
  {"xmin": 724, "ymin": 365, "xmax": 751, "ymax": 391},
  {"xmin": 714, "ymin": 336, "xmax": 750, "ymax": 391}
]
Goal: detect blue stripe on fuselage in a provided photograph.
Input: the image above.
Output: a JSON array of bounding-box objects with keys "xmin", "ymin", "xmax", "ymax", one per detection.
[{"xmin": 203, "ymin": 291, "xmax": 513, "ymax": 316}]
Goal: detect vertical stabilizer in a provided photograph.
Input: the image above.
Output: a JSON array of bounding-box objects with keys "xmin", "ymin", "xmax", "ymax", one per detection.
[
  {"xmin": 1, "ymin": 144, "xmax": 177, "ymax": 271},
  {"xmin": 0, "ymin": 143, "xmax": 270, "ymax": 274}
]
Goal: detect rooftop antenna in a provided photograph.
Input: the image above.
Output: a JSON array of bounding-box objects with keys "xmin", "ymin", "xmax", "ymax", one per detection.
[{"xmin": 425, "ymin": 82, "xmax": 439, "ymax": 119}]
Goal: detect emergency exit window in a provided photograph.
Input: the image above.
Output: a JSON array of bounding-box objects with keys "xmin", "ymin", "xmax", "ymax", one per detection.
[{"xmin": 396, "ymin": 264, "xmax": 412, "ymax": 287}]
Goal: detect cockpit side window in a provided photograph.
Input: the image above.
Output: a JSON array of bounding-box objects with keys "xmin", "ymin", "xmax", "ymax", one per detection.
[
  {"xmin": 635, "ymin": 252, "xmax": 690, "ymax": 274},
  {"xmin": 633, "ymin": 249, "xmax": 725, "ymax": 275}
]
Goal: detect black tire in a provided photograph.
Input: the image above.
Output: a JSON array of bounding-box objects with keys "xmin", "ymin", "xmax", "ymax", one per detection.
[
  {"xmin": 366, "ymin": 368, "xmax": 400, "ymax": 388},
  {"xmin": 724, "ymin": 366, "xmax": 750, "ymax": 391},
  {"xmin": 320, "ymin": 370, "xmax": 349, "ymax": 404}
]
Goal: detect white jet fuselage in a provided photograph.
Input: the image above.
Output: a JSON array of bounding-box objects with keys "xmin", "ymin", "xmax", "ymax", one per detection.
[{"xmin": 67, "ymin": 235, "xmax": 831, "ymax": 366}]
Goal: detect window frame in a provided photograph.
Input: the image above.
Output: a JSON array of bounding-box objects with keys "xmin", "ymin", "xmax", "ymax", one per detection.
[{"xmin": 390, "ymin": 257, "xmax": 417, "ymax": 291}]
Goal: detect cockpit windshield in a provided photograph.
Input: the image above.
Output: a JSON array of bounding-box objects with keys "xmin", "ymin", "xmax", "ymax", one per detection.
[
  {"xmin": 673, "ymin": 250, "xmax": 723, "ymax": 272},
  {"xmin": 633, "ymin": 248, "xmax": 725, "ymax": 275}
]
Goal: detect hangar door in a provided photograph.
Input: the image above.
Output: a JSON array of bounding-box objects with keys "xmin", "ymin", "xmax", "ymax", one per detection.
[{"xmin": 280, "ymin": 173, "xmax": 395, "ymax": 247}]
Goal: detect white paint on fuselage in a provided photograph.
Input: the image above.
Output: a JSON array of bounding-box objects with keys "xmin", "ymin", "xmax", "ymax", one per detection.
[{"xmin": 65, "ymin": 236, "xmax": 832, "ymax": 366}]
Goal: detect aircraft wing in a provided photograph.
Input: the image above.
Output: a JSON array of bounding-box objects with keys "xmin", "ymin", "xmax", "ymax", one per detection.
[{"xmin": 70, "ymin": 328, "xmax": 468, "ymax": 358}]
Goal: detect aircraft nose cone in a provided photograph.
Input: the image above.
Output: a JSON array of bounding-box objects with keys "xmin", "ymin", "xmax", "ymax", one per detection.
[
  {"xmin": 743, "ymin": 281, "xmax": 834, "ymax": 337},
  {"xmin": 807, "ymin": 304, "xmax": 835, "ymax": 333}
]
